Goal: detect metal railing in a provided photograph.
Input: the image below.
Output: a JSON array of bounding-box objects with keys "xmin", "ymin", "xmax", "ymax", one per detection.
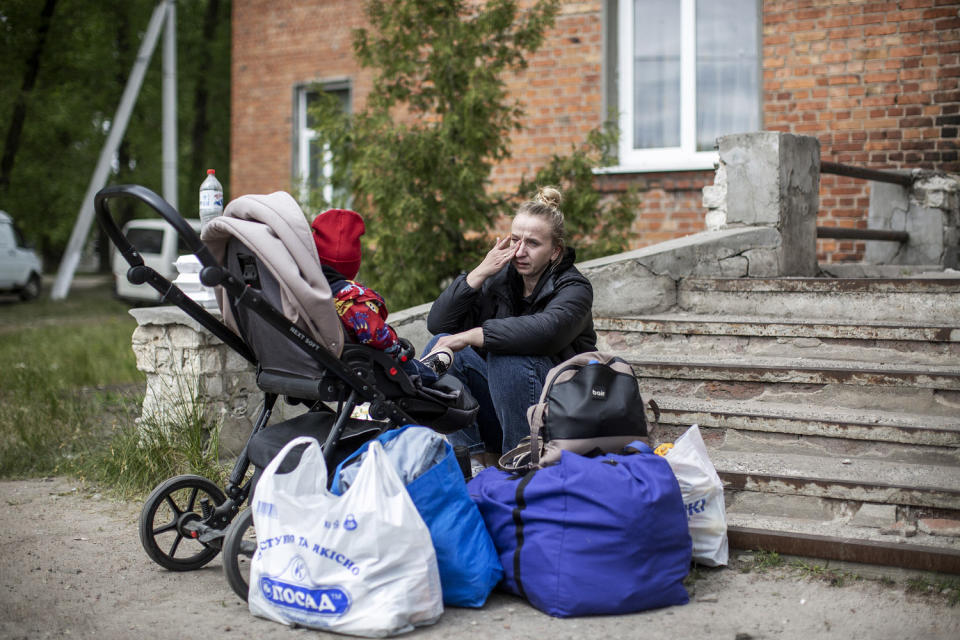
[
  {"xmin": 817, "ymin": 161, "xmax": 913, "ymax": 243},
  {"xmin": 820, "ymin": 161, "xmax": 912, "ymax": 187}
]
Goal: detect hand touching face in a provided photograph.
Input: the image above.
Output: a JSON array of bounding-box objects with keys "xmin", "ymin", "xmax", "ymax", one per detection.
[
  {"xmin": 466, "ymin": 234, "xmax": 520, "ymax": 289},
  {"xmin": 484, "ymin": 235, "xmax": 520, "ymax": 273}
]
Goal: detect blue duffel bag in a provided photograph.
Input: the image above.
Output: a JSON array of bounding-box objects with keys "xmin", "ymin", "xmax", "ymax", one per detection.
[
  {"xmin": 332, "ymin": 425, "xmax": 503, "ymax": 608},
  {"xmin": 468, "ymin": 442, "xmax": 691, "ymax": 617}
]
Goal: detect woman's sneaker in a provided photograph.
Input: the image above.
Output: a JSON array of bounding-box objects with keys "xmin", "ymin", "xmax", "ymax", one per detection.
[{"xmin": 420, "ymin": 346, "xmax": 453, "ymax": 376}]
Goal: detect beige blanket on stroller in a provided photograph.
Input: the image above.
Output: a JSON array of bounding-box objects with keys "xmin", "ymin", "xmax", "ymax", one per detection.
[{"xmin": 201, "ymin": 191, "xmax": 344, "ymax": 357}]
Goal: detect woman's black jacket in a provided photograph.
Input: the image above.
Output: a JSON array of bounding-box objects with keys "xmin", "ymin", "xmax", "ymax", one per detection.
[{"xmin": 427, "ymin": 247, "xmax": 597, "ymax": 364}]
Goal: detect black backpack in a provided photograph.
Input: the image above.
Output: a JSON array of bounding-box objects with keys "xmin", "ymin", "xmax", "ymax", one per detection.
[{"xmin": 499, "ymin": 351, "xmax": 650, "ymax": 471}]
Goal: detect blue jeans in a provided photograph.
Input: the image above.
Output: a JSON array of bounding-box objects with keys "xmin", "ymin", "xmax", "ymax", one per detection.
[{"xmin": 424, "ymin": 334, "xmax": 553, "ymax": 454}]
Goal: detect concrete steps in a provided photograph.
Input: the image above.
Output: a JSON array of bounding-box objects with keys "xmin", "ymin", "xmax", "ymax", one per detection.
[
  {"xmin": 627, "ymin": 355, "xmax": 960, "ymax": 391},
  {"xmin": 725, "ymin": 492, "xmax": 960, "ymax": 574},
  {"xmin": 595, "ymin": 275, "xmax": 960, "ymax": 573},
  {"xmin": 677, "ymin": 277, "xmax": 960, "ymax": 322},
  {"xmin": 650, "ymin": 395, "xmax": 960, "ymax": 447},
  {"xmin": 597, "ymin": 314, "xmax": 959, "ymax": 363},
  {"xmin": 711, "ymin": 446, "xmax": 960, "ymax": 511}
]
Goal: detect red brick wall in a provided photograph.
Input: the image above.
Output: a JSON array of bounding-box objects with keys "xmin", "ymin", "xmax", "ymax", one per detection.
[
  {"xmin": 232, "ymin": 0, "xmax": 960, "ymax": 262},
  {"xmin": 491, "ymin": 1, "xmax": 606, "ymax": 191},
  {"xmin": 597, "ymin": 171, "xmax": 714, "ymax": 243},
  {"xmin": 231, "ymin": 0, "xmax": 373, "ymax": 199},
  {"xmin": 763, "ymin": 0, "xmax": 960, "ymax": 262}
]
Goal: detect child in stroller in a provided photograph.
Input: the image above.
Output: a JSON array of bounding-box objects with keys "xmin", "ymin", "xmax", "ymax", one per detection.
[
  {"xmin": 309, "ymin": 206, "xmax": 453, "ymax": 385},
  {"xmin": 95, "ymin": 184, "xmax": 477, "ymax": 602}
]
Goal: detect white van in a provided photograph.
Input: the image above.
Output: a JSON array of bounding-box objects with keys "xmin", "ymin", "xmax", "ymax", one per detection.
[
  {"xmin": 0, "ymin": 210, "xmax": 43, "ymax": 301},
  {"xmin": 112, "ymin": 218, "xmax": 201, "ymax": 302}
]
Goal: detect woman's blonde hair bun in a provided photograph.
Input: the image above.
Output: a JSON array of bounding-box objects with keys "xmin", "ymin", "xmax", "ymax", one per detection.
[{"xmin": 534, "ymin": 185, "xmax": 563, "ymax": 210}]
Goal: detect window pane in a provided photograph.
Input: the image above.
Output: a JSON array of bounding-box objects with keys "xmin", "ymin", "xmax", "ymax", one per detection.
[
  {"xmin": 696, "ymin": 0, "xmax": 759, "ymax": 151},
  {"xmin": 308, "ymin": 138, "xmax": 324, "ymax": 191},
  {"xmin": 632, "ymin": 0, "xmax": 681, "ymax": 149},
  {"xmin": 305, "ymin": 88, "xmax": 349, "ymax": 130},
  {"xmin": 0, "ymin": 224, "xmax": 14, "ymax": 249},
  {"xmin": 176, "ymin": 232, "xmax": 192, "ymax": 254},
  {"xmin": 127, "ymin": 229, "xmax": 164, "ymax": 255},
  {"xmin": 12, "ymin": 224, "xmax": 26, "ymax": 248},
  {"xmin": 304, "ymin": 87, "xmax": 350, "ymax": 203}
]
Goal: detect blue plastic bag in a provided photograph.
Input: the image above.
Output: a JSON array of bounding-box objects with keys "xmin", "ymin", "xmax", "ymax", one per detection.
[
  {"xmin": 468, "ymin": 442, "xmax": 691, "ymax": 617},
  {"xmin": 332, "ymin": 426, "xmax": 503, "ymax": 607}
]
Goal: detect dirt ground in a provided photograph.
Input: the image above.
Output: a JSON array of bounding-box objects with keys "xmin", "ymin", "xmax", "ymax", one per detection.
[{"xmin": 1, "ymin": 477, "xmax": 958, "ymax": 640}]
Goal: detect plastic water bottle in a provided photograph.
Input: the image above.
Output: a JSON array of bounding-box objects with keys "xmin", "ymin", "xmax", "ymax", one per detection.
[{"xmin": 199, "ymin": 169, "xmax": 223, "ymax": 229}]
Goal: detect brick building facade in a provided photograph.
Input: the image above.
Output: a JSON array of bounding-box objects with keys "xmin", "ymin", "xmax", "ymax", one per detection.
[{"xmin": 231, "ymin": 0, "xmax": 960, "ymax": 263}]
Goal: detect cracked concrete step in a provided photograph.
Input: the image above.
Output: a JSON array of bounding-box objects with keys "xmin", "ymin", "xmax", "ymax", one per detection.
[
  {"xmin": 626, "ymin": 355, "xmax": 960, "ymax": 391},
  {"xmin": 601, "ymin": 328, "xmax": 958, "ymax": 368},
  {"xmin": 725, "ymin": 517, "xmax": 960, "ymax": 574},
  {"xmin": 596, "ymin": 314, "xmax": 960, "ymax": 343},
  {"xmin": 716, "ymin": 428, "xmax": 960, "ymax": 468},
  {"xmin": 637, "ymin": 375, "xmax": 960, "ymax": 419},
  {"xmin": 648, "ymin": 395, "xmax": 960, "ymax": 447},
  {"xmin": 818, "ymin": 264, "xmax": 951, "ymax": 278},
  {"xmin": 677, "ymin": 277, "xmax": 960, "ymax": 322},
  {"xmin": 724, "ymin": 491, "xmax": 960, "ymax": 573},
  {"xmin": 708, "ymin": 448, "xmax": 960, "ymax": 510},
  {"xmin": 725, "ymin": 491, "xmax": 959, "ymax": 533}
]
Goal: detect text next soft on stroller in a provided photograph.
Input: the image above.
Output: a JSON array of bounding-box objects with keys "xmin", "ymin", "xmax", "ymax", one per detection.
[{"xmin": 96, "ymin": 184, "xmax": 478, "ymax": 601}]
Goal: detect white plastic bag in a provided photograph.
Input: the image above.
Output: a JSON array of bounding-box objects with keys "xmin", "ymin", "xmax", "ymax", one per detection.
[
  {"xmin": 248, "ymin": 436, "xmax": 443, "ymax": 637},
  {"xmin": 664, "ymin": 424, "xmax": 729, "ymax": 566}
]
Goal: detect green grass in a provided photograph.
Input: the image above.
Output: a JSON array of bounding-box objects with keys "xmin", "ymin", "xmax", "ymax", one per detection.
[
  {"xmin": 0, "ymin": 280, "xmax": 133, "ymax": 326},
  {"xmin": 81, "ymin": 384, "xmax": 227, "ymax": 499},
  {"xmin": 0, "ymin": 283, "xmax": 225, "ymax": 497},
  {"xmin": 906, "ymin": 576, "xmax": 960, "ymax": 607},
  {"xmin": 0, "ymin": 284, "xmax": 143, "ymax": 476},
  {"xmin": 741, "ymin": 550, "xmax": 860, "ymax": 587},
  {"xmin": 739, "ymin": 548, "xmax": 959, "ymax": 607},
  {"xmin": 746, "ymin": 549, "xmax": 784, "ymax": 572},
  {"xmin": 786, "ymin": 558, "xmax": 862, "ymax": 587}
]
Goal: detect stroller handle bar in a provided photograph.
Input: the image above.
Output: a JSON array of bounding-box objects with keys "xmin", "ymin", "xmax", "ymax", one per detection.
[
  {"xmin": 95, "ymin": 184, "xmax": 218, "ymax": 269},
  {"xmin": 95, "ymin": 184, "xmax": 257, "ymax": 364},
  {"xmin": 94, "ymin": 184, "xmax": 416, "ymax": 426}
]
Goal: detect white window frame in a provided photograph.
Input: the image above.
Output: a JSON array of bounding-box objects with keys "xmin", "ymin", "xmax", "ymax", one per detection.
[
  {"xmin": 294, "ymin": 81, "xmax": 350, "ymax": 206},
  {"xmin": 611, "ymin": 0, "xmax": 752, "ymax": 173},
  {"xmin": 295, "ymin": 86, "xmax": 318, "ymax": 200}
]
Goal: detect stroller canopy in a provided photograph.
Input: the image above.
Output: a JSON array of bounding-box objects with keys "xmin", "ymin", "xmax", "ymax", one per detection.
[{"xmin": 201, "ymin": 191, "xmax": 344, "ymax": 358}]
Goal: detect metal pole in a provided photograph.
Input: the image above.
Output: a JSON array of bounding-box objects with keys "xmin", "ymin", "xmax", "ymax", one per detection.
[
  {"xmin": 50, "ymin": 1, "xmax": 169, "ymax": 300},
  {"xmin": 162, "ymin": 0, "xmax": 177, "ymax": 209},
  {"xmin": 816, "ymin": 226, "xmax": 910, "ymax": 243},
  {"xmin": 820, "ymin": 161, "xmax": 913, "ymax": 187}
]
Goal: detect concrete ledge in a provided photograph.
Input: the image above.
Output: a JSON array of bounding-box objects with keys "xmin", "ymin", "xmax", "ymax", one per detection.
[
  {"xmin": 129, "ymin": 305, "xmax": 219, "ymax": 332},
  {"xmin": 128, "ymin": 304, "xmax": 303, "ymax": 455},
  {"xmin": 391, "ymin": 226, "xmax": 787, "ymax": 346},
  {"xmin": 389, "ymin": 301, "xmax": 434, "ymax": 355},
  {"xmin": 579, "ymin": 226, "xmax": 783, "ymax": 316}
]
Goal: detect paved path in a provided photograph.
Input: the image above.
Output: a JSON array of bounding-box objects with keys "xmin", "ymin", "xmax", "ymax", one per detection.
[{"xmin": 1, "ymin": 477, "xmax": 958, "ymax": 640}]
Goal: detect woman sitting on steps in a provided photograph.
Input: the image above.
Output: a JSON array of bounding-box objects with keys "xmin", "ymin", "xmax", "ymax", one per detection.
[{"xmin": 424, "ymin": 186, "xmax": 597, "ymax": 466}]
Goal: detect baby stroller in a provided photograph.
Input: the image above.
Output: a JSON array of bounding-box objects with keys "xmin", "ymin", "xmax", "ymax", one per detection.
[{"xmin": 96, "ymin": 184, "xmax": 478, "ymax": 601}]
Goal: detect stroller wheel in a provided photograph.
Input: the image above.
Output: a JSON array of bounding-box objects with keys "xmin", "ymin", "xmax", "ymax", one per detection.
[
  {"xmin": 222, "ymin": 508, "xmax": 255, "ymax": 601},
  {"xmin": 139, "ymin": 474, "xmax": 227, "ymax": 571}
]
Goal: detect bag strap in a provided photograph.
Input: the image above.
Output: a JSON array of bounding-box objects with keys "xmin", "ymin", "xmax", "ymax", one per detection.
[
  {"xmin": 510, "ymin": 469, "xmax": 537, "ymax": 600},
  {"xmin": 526, "ymin": 403, "xmax": 547, "ymax": 466},
  {"xmin": 622, "ymin": 442, "xmax": 654, "ymax": 456},
  {"xmin": 647, "ymin": 398, "xmax": 661, "ymax": 430}
]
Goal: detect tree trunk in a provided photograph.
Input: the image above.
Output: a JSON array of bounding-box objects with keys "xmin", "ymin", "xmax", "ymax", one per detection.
[
  {"xmin": 98, "ymin": 3, "xmax": 134, "ymax": 273},
  {"xmin": 0, "ymin": 0, "xmax": 59, "ymax": 192},
  {"xmin": 190, "ymin": 0, "xmax": 222, "ymax": 184}
]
